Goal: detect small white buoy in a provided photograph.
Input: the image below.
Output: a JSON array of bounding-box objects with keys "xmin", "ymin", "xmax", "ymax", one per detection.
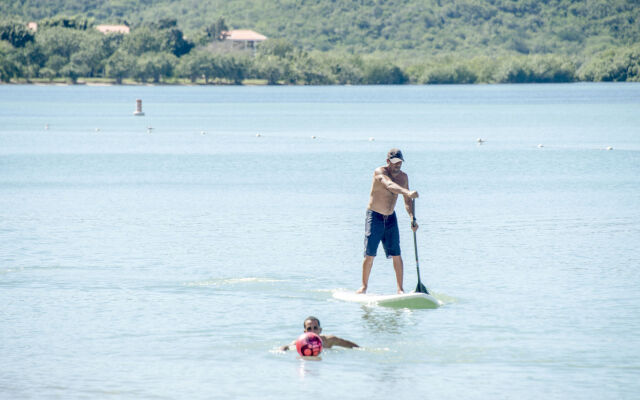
[
  {"xmin": 537, "ymin": 144, "xmax": 544, "ymax": 148},
  {"xmin": 256, "ymin": 133, "xmax": 261, "ymax": 137},
  {"xmin": 133, "ymin": 99, "xmax": 145, "ymax": 116},
  {"xmin": 606, "ymin": 146, "xmax": 613, "ymax": 151},
  {"xmin": 45, "ymin": 124, "xmax": 49, "ymax": 130},
  {"xmin": 368, "ymin": 137, "xmax": 375, "ymax": 141}
]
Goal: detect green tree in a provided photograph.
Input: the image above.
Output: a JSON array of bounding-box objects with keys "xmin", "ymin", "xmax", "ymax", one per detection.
[
  {"xmin": 164, "ymin": 27, "xmax": 193, "ymax": 57},
  {"xmin": 0, "ymin": 22, "xmax": 35, "ymax": 48},
  {"xmin": 105, "ymin": 50, "xmax": 135, "ymax": 84},
  {"xmin": 176, "ymin": 53, "xmax": 200, "ymax": 82},
  {"xmin": 176, "ymin": 51, "xmax": 218, "ymax": 83},
  {"xmin": 45, "ymin": 54, "xmax": 67, "ymax": 76},
  {"xmin": 154, "ymin": 52, "xmax": 178, "ymax": 82},
  {"xmin": 101, "ymin": 33, "xmax": 125, "ymax": 57},
  {"xmin": 155, "ymin": 18, "xmax": 177, "ymax": 30},
  {"xmin": 196, "ymin": 52, "xmax": 218, "ymax": 83},
  {"xmin": 578, "ymin": 45, "xmax": 640, "ymax": 82},
  {"xmin": 39, "ymin": 67, "xmax": 56, "ymax": 81},
  {"xmin": 60, "ymin": 61, "xmax": 87, "ymax": 83},
  {"xmin": 327, "ymin": 59, "xmax": 364, "ymax": 84},
  {"xmin": 132, "ymin": 52, "xmax": 177, "ymax": 83},
  {"xmin": 39, "ymin": 15, "xmax": 93, "ymax": 30},
  {"xmin": 122, "ymin": 26, "xmax": 193, "ymax": 58},
  {"xmin": 258, "ymin": 38, "xmax": 296, "ymax": 59},
  {"xmin": 219, "ymin": 54, "xmax": 251, "ymax": 84},
  {"xmin": 0, "ymin": 48, "xmax": 19, "ymax": 82},
  {"xmin": 292, "ymin": 54, "xmax": 333, "ymax": 85},
  {"xmin": 495, "ymin": 55, "xmax": 576, "ymax": 83},
  {"xmin": 121, "ymin": 27, "xmax": 164, "ymax": 56},
  {"xmin": 205, "ymin": 17, "xmax": 229, "ymax": 41},
  {"xmin": 72, "ymin": 33, "xmax": 109, "ymax": 77},
  {"xmin": 36, "ymin": 26, "xmax": 86, "ymax": 60},
  {"xmin": 363, "ymin": 62, "xmax": 408, "ymax": 84},
  {"xmin": 256, "ymin": 56, "xmax": 285, "ymax": 84},
  {"xmin": 421, "ymin": 63, "xmax": 478, "ymax": 84}
]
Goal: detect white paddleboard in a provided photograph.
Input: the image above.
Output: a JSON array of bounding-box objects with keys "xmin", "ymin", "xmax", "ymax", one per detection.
[{"xmin": 333, "ymin": 290, "xmax": 442, "ymax": 309}]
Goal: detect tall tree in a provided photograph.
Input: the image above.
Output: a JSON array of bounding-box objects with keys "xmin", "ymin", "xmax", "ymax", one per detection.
[
  {"xmin": 0, "ymin": 22, "xmax": 35, "ymax": 48},
  {"xmin": 39, "ymin": 15, "xmax": 93, "ymax": 30},
  {"xmin": 164, "ymin": 28, "xmax": 193, "ymax": 57},
  {"xmin": 0, "ymin": 44, "xmax": 20, "ymax": 82},
  {"xmin": 205, "ymin": 17, "xmax": 229, "ymax": 41},
  {"xmin": 105, "ymin": 50, "xmax": 135, "ymax": 84}
]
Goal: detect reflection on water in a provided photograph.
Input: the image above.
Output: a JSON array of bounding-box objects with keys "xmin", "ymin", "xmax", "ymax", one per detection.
[
  {"xmin": 297, "ymin": 357, "xmax": 322, "ymax": 379},
  {"xmin": 432, "ymin": 291, "xmax": 459, "ymax": 305},
  {"xmin": 360, "ymin": 306, "xmax": 414, "ymax": 334},
  {"xmin": 184, "ymin": 277, "xmax": 285, "ymax": 287}
]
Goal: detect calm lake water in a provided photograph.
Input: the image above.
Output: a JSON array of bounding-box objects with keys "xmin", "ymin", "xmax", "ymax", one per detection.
[{"xmin": 1, "ymin": 83, "xmax": 639, "ymax": 399}]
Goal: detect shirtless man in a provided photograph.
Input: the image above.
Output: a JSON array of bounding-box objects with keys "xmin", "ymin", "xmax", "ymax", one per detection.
[
  {"xmin": 280, "ymin": 316, "xmax": 359, "ymax": 351},
  {"xmin": 357, "ymin": 148, "xmax": 419, "ymax": 294}
]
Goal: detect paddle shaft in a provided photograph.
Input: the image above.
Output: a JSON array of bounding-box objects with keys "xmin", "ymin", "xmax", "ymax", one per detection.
[
  {"xmin": 412, "ymin": 200, "xmax": 430, "ymax": 294},
  {"xmin": 413, "ymin": 229, "xmax": 421, "ymax": 282}
]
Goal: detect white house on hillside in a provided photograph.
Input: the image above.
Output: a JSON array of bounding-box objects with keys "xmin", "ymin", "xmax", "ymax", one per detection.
[
  {"xmin": 95, "ymin": 25, "xmax": 130, "ymax": 34},
  {"xmin": 223, "ymin": 30, "xmax": 267, "ymax": 50}
]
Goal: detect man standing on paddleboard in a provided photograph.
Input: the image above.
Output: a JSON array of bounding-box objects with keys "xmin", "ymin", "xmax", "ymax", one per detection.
[{"xmin": 357, "ymin": 148, "xmax": 419, "ymax": 294}]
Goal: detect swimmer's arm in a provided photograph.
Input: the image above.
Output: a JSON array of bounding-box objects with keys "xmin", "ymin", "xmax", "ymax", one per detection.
[
  {"xmin": 280, "ymin": 341, "xmax": 296, "ymax": 351},
  {"xmin": 375, "ymin": 170, "xmax": 418, "ymax": 199},
  {"xmin": 323, "ymin": 335, "xmax": 359, "ymax": 349}
]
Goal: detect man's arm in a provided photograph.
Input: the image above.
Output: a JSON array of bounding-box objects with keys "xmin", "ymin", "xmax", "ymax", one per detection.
[
  {"xmin": 280, "ymin": 341, "xmax": 296, "ymax": 351},
  {"xmin": 402, "ymin": 178, "xmax": 419, "ymax": 232},
  {"xmin": 375, "ymin": 169, "xmax": 418, "ymax": 199},
  {"xmin": 323, "ymin": 335, "xmax": 359, "ymax": 349}
]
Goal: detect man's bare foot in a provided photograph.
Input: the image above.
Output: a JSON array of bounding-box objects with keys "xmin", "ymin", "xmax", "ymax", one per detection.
[
  {"xmin": 356, "ymin": 286, "xmax": 367, "ymax": 294},
  {"xmin": 397, "ymin": 289, "xmax": 405, "ymax": 294}
]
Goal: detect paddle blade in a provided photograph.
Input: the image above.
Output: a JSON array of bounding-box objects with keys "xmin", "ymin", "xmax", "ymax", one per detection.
[{"xmin": 415, "ymin": 281, "xmax": 430, "ymax": 295}]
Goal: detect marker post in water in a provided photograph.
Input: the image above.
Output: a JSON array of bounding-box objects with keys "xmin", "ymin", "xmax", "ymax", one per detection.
[{"xmin": 133, "ymin": 99, "xmax": 145, "ymax": 116}]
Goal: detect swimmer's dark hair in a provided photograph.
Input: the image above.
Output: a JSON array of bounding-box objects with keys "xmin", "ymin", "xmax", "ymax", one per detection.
[{"xmin": 304, "ymin": 316, "xmax": 321, "ymax": 328}]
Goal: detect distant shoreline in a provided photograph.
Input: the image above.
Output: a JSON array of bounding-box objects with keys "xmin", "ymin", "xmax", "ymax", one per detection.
[
  {"xmin": 3, "ymin": 79, "xmax": 639, "ymax": 87},
  {"xmin": 1, "ymin": 78, "xmax": 272, "ymax": 86}
]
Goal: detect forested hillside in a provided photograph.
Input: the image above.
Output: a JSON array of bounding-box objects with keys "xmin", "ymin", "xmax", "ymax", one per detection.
[{"xmin": 1, "ymin": 0, "xmax": 639, "ymax": 84}]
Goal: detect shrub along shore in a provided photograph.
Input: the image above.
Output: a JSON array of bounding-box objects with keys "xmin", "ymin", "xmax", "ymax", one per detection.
[{"xmin": 2, "ymin": 16, "xmax": 639, "ymax": 85}]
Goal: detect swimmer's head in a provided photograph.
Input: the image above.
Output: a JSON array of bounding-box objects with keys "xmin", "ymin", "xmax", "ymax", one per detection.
[{"xmin": 303, "ymin": 316, "xmax": 322, "ymax": 334}]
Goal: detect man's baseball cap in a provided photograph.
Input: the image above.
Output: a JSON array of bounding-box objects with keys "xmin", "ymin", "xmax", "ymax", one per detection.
[{"xmin": 387, "ymin": 148, "xmax": 404, "ymax": 163}]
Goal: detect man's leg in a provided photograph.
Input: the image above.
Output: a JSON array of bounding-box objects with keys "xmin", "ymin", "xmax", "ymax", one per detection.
[
  {"xmin": 357, "ymin": 255, "xmax": 375, "ymax": 294},
  {"xmin": 391, "ymin": 255, "xmax": 404, "ymax": 294}
]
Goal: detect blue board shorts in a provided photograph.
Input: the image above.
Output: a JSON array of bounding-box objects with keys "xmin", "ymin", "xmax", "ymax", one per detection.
[{"xmin": 364, "ymin": 209, "xmax": 401, "ymax": 258}]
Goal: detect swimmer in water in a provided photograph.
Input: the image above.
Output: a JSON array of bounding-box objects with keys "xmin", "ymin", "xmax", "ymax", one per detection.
[{"xmin": 280, "ymin": 316, "xmax": 359, "ymax": 351}]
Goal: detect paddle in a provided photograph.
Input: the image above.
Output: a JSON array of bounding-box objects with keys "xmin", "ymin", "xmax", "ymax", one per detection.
[{"xmin": 412, "ymin": 200, "xmax": 430, "ymax": 294}]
